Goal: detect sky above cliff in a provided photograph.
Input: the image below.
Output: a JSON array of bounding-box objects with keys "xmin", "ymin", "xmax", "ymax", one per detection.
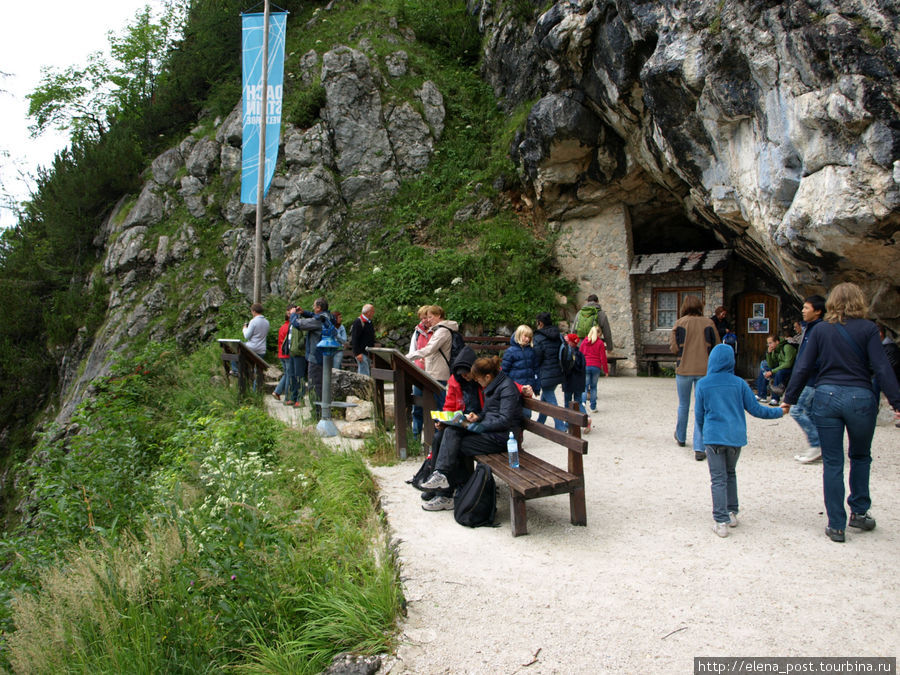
[{"xmin": 0, "ymin": 0, "xmax": 165, "ymax": 229}]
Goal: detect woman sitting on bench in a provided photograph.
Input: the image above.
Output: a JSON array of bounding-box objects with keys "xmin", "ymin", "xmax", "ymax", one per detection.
[{"xmin": 420, "ymin": 356, "xmax": 524, "ymax": 511}]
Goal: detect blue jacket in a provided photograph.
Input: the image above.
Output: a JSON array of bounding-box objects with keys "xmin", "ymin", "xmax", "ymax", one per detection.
[
  {"xmin": 501, "ymin": 336, "xmax": 540, "ymax": 393},
  {"xmin": 289, "ymin": 310, "xmax": 334, "ymax": 365},
  {"xmin": 533, "ymin": 325, "xmax": 564, "ymax": 389},
  {"xmin": 695, "ymin": 344, "xmax": 783, "ymax": 447}
]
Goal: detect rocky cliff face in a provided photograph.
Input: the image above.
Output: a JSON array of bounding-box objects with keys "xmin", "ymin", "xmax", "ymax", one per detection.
[
  {"xmin": 54, "ymin": 0, "xmax": 900, "ymax": 420},
  {"xmin": 54, "ymin": 36, "xmax": 445, "ymax": 425},
  {"xmin": 483, "ymin": 0, "xmax": 899, "ymax": 323}
]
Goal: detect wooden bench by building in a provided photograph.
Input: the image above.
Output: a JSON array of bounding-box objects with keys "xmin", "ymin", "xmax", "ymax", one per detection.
[
  {"xmin": 218, "ymin": 339, "xmax": 269, "ymax": 398},
  {"xmin": 639, "ymin": 343, "xmax": 677, "ymax": 375},
  {"xmin": 475, "ymin": 399, "xmax": 588, "ymax": 537}
]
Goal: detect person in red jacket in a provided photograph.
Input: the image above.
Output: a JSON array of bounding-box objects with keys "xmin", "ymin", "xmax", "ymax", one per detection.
[
  {"xmin": 579, "ymin": 325, "xmax": 609, "ymax": 413},
  {"xmin": 272, "ymin": 306, "xmax": 294, "ymax": 401}
]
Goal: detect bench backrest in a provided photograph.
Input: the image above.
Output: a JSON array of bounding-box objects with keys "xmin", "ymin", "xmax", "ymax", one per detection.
[{"xmin": 521, "ymin": 398, "xmax": 588, "ymax": 455}]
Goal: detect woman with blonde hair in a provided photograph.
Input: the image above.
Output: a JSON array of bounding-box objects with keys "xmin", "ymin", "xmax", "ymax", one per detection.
[
  {"xmin": 579, "ymin": 325, "xmax": 609, "ymax": 412},
  {"xmin": 783, "ymin": 282, "xmax": 900, "ymax": 542},
  {"xmin": 501, "ymin": 324, "xmax": 539, "ymax": 419}
]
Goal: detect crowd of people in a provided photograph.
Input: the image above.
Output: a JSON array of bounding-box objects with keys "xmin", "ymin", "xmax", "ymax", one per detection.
[
  {"xmin": 668, "ymin": 283, "xmax": 900, "ymax": 542},
  {"xmin": 238, "ymin": 282, "xmax": 899, "ymax": 543}
]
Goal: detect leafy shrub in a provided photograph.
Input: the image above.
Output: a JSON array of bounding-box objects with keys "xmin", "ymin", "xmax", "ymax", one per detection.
[{"xmin": 395, "ymin": 0, "xmax": 481, "ymax": 65}]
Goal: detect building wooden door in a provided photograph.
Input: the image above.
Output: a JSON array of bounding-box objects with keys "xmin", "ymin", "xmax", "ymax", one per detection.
[{"xmin": 734, "ymin": 292, "xmax": 780, "ymax": 378}]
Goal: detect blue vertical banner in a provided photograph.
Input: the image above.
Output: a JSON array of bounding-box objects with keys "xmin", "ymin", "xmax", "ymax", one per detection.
[{"xmin": 241, "ymin": 11, "xmax": 288, "ymax": 204}]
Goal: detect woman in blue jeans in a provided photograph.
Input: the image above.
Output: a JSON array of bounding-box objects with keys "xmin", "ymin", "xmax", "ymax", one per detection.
[
  {"xmin": 783, "ymin": 283, "xmax": 900, "ymax": 543},
  {"xmin": 669, "ymin": 295, "xmax": 717, "ymax": 460}
]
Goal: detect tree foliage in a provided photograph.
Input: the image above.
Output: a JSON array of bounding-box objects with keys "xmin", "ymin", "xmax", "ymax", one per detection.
[{"xmin": 27, "ymin": 2, "xmax": 188, "ymax": 139}]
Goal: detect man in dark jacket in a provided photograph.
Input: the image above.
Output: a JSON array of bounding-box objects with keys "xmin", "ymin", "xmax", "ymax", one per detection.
[
  {"xmin": 349, "ymin": 303, "xmax": 375, "ymax": 376},
  {"xmin": 532, "ymin": 312, "xmax": 566, "ymax": 431}
]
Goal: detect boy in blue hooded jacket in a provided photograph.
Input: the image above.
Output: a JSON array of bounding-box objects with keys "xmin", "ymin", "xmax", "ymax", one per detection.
[{"xmin": 695, "ymin": 344, "xmax": 785, "ymax": 537}]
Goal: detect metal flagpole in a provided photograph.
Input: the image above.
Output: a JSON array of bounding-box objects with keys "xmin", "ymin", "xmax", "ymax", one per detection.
[{"xmin": 252, "ymin": 0, "xmax": 271, "ymax": 304}]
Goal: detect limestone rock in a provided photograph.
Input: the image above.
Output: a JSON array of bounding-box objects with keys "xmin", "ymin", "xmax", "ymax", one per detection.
[
  {"xmin": 495, "ymin": 0, "xmax": 900, "ymax": 323},
  {"xmin": 339, "ymin": 421, "xmax": 378, "ymax": 439},
  {"xmin": 151, "ymin": 148, "xmax": 184, "ymax": 186},
  {"xmin": 416, "ymin": 80, "xmax": 445, "ymax": 140},
  {"xmin": 386, "ymin": 102, "xmax": 433, "ymax": 177},
  {"xmin": 332, "ymin": 370, "xmax": 374, "ymax": 401},
  {"xmin": 185, "ymin": 137, "xmax": 220, "ymax": 179},
  {"xmin": 385, "ymin": 50, "xmax": 408, "ymax": 77},
  {"xmin": 344, "ymin": 399, "xmax": 374, "ymax": 422},
  {"xmin": 123, "ymin": 184, "xmax": 165, "ymax": 229}
]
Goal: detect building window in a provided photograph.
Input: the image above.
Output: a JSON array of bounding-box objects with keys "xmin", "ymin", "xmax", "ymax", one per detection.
[{"xmin": 652, "ymin": 288, "xmax": 704, "ymax": 329}]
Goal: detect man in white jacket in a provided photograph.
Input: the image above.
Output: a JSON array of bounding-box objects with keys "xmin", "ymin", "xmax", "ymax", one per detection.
[{"xmin": 242, "ymin": 302, "xmax": 270, "ymax": 356}]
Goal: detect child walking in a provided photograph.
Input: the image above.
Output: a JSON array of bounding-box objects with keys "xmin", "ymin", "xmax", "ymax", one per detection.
[{"xmin": 695, "ymin": 344, "xmax": 785, "ymax": 537}]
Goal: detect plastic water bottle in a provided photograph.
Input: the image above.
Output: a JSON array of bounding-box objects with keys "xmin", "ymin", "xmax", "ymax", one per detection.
[{"xmin": 507, "ymin": 431, "xmax": 519, "ymax": 468}]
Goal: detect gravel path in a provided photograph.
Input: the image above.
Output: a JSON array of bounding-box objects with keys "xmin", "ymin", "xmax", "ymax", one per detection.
[{"xmin": 367, "ymin": 377, "xmax": 900, "ymax": 674}]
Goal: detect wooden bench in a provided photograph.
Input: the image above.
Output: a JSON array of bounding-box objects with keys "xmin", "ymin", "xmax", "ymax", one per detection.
[
  {"xmin": 463, "ymin": 335, "xmax": 509, "ymax": 354},
  {"xmin": 474, "ymin": 399, "xmax": 588, "ymax": 536},
  {"xmin": 606, "ymin": 354, "xmax": 626, "ymax": 376},
  {"xmin": 639, "ymin": 343, "xmax": 677, "ymax": 375}
]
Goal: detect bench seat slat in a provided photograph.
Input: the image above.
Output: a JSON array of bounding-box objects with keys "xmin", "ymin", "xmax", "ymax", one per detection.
[{"xmin": 477, "ymin": 452, "xmax": 582, "ymax": 499}]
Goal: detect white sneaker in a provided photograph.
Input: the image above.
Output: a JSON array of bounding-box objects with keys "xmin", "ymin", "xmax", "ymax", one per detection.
[
  {"xmin": 794, "ymin": 447, "xmax": 821, "ymax": 463},
  {"xmin": 712, "ymin": 521, "xmax": 730, "ymax": 538},
  {"xmin": 419, "ymin": 471, "xmax": 449, "ymax": 490},
  {"xmin": 422, "ymin": 495, "xmax": 454, "ymax": 511},
  {"xmin": 767, "ymin": 398, "xmax": 779, "ymax": 406},
  {"xmin": 728, "ymin": 512, "xmax": 738, "ymax": 528}
]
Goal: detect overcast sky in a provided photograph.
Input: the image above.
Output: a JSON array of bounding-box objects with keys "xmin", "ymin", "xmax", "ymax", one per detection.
[{"xmin": 0, "ymin": 0, "xmax": 165, "ymax": 228}]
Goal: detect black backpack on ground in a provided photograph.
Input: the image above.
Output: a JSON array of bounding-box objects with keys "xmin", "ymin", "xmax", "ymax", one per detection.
[
  {"xmin": 454, "ymin": 463, "xmax": 497, "ymax": 527},
  {"xmin": 407, "ymin": 453, "xmax": 435, "ymax": 490},
  {"xmin": 435, "ymin": 325, "xmax": 467, "ymax": 370}
]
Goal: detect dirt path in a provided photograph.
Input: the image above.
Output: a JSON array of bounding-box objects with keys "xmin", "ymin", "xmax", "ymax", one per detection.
[{"xmin": 369, "ymin": 377, "xmax": 900, "ymax": 674}]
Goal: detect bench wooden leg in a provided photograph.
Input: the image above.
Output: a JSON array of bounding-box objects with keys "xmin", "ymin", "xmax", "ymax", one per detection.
[
  {"xmin": 570, "ymin": 487, "xmax": 587, "ymax": 526},
  {"xmin": 510, "ymin": 493, "xmax": 528, "ymax": 537}
]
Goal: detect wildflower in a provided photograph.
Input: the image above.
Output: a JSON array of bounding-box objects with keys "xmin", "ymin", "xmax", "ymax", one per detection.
[
  {"xmin": 451, "ymin": 277, "xmax": 463, "ymax": 286},
  {"xmin": 230, "ymin": 574, "xmax": 236, "ymax": 581}
]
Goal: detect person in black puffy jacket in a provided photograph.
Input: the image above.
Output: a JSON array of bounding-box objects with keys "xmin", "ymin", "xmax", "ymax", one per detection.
[
  {"xmin": 532, "ymin": 312, "xmax": 566, "ymax": 431},
  {"xmin": 419, "ymin": 356, "xmax": 523, "ymax": 511}
]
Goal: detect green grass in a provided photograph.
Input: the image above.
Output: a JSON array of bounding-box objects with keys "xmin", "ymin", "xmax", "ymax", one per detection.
[{"xmin": 1, "ymin": 342, "xmax": 401, "ymax": 672}]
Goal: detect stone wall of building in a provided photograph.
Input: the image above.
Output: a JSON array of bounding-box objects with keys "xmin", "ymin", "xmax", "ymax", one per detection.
[{"xmin": 555, "ymin": 204, "xmax": 639, "ymax": 372}]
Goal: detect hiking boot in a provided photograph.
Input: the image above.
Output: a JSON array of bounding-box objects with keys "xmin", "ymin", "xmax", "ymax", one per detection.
[
  {"xmin": 794, "ymin": 447, "xmax": 821, "ymax": 463},
  {"xmin": 272, "ymin": 392, "xmax": 281, "ymax": 401},
  {"xmin": 849, "ymin": 512, "xmax": 876, "ymax": 531},
  {"xmin": 674, "ymin": 433, "xmax": 685, "ymax": 448},
  {"xmin": 712, "ymin": 521, "xmax": 729, "ymax": 538},
  {"xmin": 767, "ymin": 398, "xmax": 780, "ymax": 406},
  {"xmin": 825, "ymin": 527, "xmax": 845, "ymax": 542},
  {"xmin": 728, "ymin": 512, "xmax": 738, "ymax": 528},
  {"xmin": 420, "ymin": 471, "xmax": 449, "ymax": 490},
  {"xmin": 422, "ymin": 495, "xmax": 454, "ymax": 511},
  {"xmin": 695, "ymin": 451, "xmax": 707, "ymax": 461}
]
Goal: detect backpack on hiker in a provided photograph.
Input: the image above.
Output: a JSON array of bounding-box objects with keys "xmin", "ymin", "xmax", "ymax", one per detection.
[
  {"xmin": 559, "ymin": 342, "xmax": 584, "ymax": 375},
  {"xmin": 289, "ymin": 326, "xmax": 305, "ymax": 357},
  {"xmin": 435, "ymin": 325, "xmax": 467, "ymax": 369},
  {"xmin": 574, "ymin": 306, "xmax": 598, "ymax": 339},
  {"xmin": 453, "ymin": 463, "xmax": 497, "ymax": 527}
]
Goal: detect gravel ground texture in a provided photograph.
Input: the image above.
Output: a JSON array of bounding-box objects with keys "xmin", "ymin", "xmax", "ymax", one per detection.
[{"xmin": 364, "ymin": 376, "xmax": 900, "ymax": 675}]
